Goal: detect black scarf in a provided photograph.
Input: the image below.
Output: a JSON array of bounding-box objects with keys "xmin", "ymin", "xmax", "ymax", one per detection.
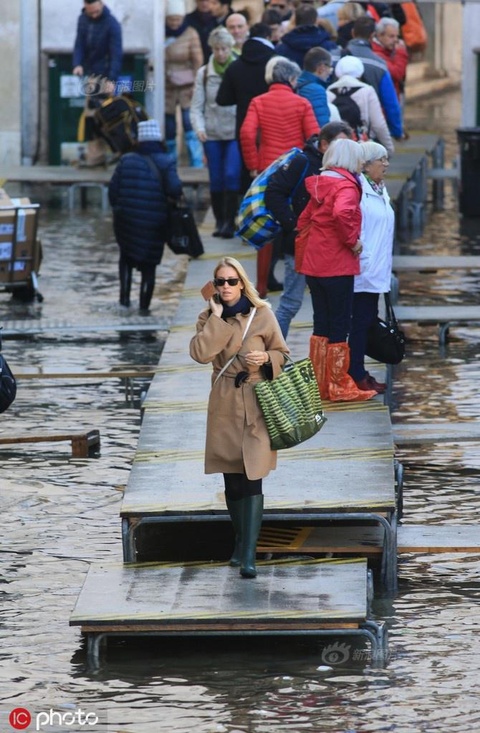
[
  {"xmin": 221, "ymin": 294, "xmax": 252, "ymax": 320},
  {"xmin": 166, "ymin": 19, "xmax": 189, "ymax": 38}
]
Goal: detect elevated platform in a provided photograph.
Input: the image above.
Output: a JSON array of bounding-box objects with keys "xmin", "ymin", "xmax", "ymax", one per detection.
[
  {"xmin": 394, "ymin": 305, "xmax": 480, "ymax": 345},
  {"xmin": 69, "ymin": 557, "xmax": 387, "ymax": 668},
  {"xmin": 392, "ymin": 255, "xmax": 480, "ymax": 271},
  {"xmin": 393, "ymin": 421, "xmax": 480, "ymax": 445}
]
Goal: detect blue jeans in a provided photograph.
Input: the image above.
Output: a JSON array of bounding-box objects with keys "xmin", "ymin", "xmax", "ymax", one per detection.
[
  {"xmin": 275, "ymin": 254, "xmax": 306, "ymax": 338},
  {"xmin": 348, "ymin": 291, "xmax": 379, "ymax": 380},
  {"xmin": 306, "ymin": 275, "xmax": 354, "ymax": 343},
  {"xmin": 203, "ymin": 139, "xmax": 241, "ymax": 192}
]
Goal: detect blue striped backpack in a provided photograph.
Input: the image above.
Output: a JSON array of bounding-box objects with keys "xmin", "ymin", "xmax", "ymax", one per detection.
[{"xmin": 235, "ymin": 148, "xmax": 307, "ymax": 250}]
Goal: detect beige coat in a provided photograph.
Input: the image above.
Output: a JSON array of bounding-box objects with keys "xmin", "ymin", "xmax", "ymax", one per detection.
[
  {"xmin": 190, "ymin": 305, "xmax": 289, "ymax": 480},
  {"xmin": 165, "ymin": 26, "xmax": 203, "ymax": 114}
]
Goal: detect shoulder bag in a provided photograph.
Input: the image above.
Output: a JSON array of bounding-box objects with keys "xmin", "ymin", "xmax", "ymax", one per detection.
[
  {"xmin": 254, "ymin": 355, "xmax": 326, "ymax": 450},
  {"xmin": 142, "ymin": 155, "xmax": 204, "ymax": 259},
  {"xmin": 366, "ymin": 292, "xmax": 406, "ymax": 365}
]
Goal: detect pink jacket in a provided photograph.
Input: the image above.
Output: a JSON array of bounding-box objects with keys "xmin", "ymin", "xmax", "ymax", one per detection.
[
  {"xmin": 297, "ymin": 169, "xmax": 363, "ymax": 278},
  {"xmin": 240, "ymin": 83, "xmax": 319, "ymax": 172}
]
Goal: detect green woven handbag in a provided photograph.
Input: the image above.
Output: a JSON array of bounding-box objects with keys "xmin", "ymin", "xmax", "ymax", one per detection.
[{"xmin": 254, "ymin": 356, "xmax": 326, "ymax": 450}]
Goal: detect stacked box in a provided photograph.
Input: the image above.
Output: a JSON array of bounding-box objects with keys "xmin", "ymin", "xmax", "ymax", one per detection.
[{"xmin": 0, "ymin": 190, "xmax": 38, "ymax": 283}]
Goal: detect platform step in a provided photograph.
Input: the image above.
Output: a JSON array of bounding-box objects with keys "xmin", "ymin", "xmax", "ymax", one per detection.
[
  {"xmin": 393, "ymin": 422, "xmax": 480, "ymax": 444},
  {"xmin": 392, "ymin": 255, "xmax": 480, "ymax": 271},
  {"xmin": 258, "ymin": 524, "xmax": 480, "ymax": 555}
]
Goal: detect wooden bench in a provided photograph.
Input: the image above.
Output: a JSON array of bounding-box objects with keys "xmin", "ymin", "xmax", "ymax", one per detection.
[{"xmin": 0, "ymin": 429, "xmax": 100, "ymax": 457}]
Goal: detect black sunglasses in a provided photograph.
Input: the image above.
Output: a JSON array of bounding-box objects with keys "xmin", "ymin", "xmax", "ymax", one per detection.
[{"xmin": 214, "ymin": 277, "xmax": 240, "ymax": 286}]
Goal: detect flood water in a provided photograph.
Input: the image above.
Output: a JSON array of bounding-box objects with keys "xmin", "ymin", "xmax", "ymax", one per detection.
[{"xmin": 2, "ymin": 88, "xmax": 480, "ymax": 732}]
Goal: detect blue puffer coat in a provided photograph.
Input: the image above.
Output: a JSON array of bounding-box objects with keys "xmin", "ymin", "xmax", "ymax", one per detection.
[
  {"xmin": 73, "ymin": 4, "xmax": 122, "ymax": 80},
  {"xmin": 108, "ymin": 142, "xmax": 183, "ymax": 265}
]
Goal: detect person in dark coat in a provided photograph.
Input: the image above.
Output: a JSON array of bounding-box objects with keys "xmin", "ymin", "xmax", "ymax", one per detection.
[
  {"xmin": 216, "ymin": 23, "xmax": 277, "ymax": 194},
  {"xmin": 108, "ymin": 119, "xmax": 183, "ymax": 314},
  {"xmin": 264, "ymin": 121, "xmax": 353, "ymax": 338},
  {"xmin": 185, "ymin": 0, "xmax": 217, "ymax": 64},
  {"xmin": 275, "ymin": 4, "xmax": 336, "ymax": 68},
  {"xmin": 72, "ymin": 0, "xmax": 122, "ymax": 83}
]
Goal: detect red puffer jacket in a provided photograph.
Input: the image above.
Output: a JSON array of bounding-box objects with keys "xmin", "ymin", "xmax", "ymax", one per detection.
[
  {"xmin": 239, "ymin": 83, "xmax": 319, "ymax": 173},
  {"xmin": 372, "ymin": 38, "xmax": 409, "ymax": 100},
  {"xmin": 297, "ymin": 169, "xmax": 363, "ymax": 278}
]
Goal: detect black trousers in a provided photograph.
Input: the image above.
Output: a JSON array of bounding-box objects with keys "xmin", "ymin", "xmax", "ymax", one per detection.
[{"xmin": 119, "ymin": 253, "xmax": 156, "ymax": 310}]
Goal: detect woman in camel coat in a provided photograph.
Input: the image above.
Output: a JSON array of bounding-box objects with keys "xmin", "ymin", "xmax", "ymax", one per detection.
[{"xmin": 190, "ymin": 256, "xmax": 288, "ymax": 579}]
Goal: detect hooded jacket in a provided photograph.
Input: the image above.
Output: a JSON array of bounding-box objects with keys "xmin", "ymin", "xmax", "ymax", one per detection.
[
  {"xmin": 355, "ymin": 173, "xmax": 395, "ymax": 293},
  {"xmin": 72, "ymin": 4, "xmax": 122, "ymax": 80},
  {"xmin": 296, "ymin": 70, "xmax": 331, "ymax": 128},
  {"xmin": 215, "ymin": 39, "xmax": 277, "ymax": 135},
  {"xmin": 327, "ymin": 74, "xmax": 394, "ymax": 155},
  {"xmin": 297, "ymin": 168, "xmax": 363, "ymax": 278},
  {"xmin": 275, "ymin": 25, "xmax": 337, "ymax": 67}
]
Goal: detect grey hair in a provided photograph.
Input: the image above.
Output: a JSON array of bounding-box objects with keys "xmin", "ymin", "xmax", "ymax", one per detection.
[
  {"xmin": 265, "ymin": 56, "xmax": 302, "ymax": 85},
  {"xmin": 360, "ymin": 140, "xmax": 388, "ymax": 164},
  {"xmin": 376, "ymin": 17, "xmax": 400, "ymax": 34},
  {"xmin": 208, "ymin": 26, "xmax": 235, "ymax": 49},
  {"xmin": 321, "ymin": 138, "xmax": 365, "ymax": 173}
]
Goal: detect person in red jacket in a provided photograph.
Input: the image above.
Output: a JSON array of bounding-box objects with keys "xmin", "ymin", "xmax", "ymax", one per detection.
[
  {"xmin": 240, "ymin": 56, "xmax": 319, "ymax": 298},
  {"xmin": 297, "ymin": 138, "xmax": 376, "ymax": 402},
  {"xmin": 372, "ymin": 17, "xmax": 409, "ymax": 106}
]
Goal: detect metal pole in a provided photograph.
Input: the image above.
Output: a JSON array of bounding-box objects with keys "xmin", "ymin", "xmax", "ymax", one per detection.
[{"xmin": 20, "ymin": 0, "xmax": 40, "ymax": 165}]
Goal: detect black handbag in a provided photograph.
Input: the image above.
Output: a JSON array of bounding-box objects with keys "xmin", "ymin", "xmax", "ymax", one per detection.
[
  {"xmin": 366, "ymin": 293, "xmax": 406, "ymax": 365},
  {"xmin": 167, "ymin": 203, "xmax": 204, "ymax": 259},
  {"xmin": 0, "ymin": 352, "xmax": 17, "ymax": 413}
]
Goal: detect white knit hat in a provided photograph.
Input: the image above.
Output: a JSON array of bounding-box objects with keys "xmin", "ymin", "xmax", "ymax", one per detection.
[
  {"xmin": 166, "ymin": 0, "xmax": 186, "ymax": 16},
  {"xmin": 137, "ymin": 119, "xmax": 163, "ymax": 142},
  {"xmin": 335, "ymin": 56, "xmax": 365, "ymax": 80}
]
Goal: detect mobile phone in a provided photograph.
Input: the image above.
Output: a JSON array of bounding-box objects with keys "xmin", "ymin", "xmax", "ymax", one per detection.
[{"xmin": 201, "ymin": 281, "xmax": 217, "ymax": 301}]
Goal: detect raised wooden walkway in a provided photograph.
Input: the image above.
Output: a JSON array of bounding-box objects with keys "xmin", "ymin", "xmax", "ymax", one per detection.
[{"xmin": 70, "ymin": 131, "xmax": 456, "ymax": 666}]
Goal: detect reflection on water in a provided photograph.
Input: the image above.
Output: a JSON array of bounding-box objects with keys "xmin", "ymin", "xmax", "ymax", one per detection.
[{"xmin": 3, "ymin": 88, "xmax": 480, "ymax": 732}]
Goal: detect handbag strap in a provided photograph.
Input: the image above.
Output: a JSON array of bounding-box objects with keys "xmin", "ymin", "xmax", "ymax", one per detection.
[
  {"xmin": 384, "ymin": 292, "xmax": 399, "ymax": 328},
  {"xmin": 213, "ymin": 307, "xmax": 257, "ymax": 385}
]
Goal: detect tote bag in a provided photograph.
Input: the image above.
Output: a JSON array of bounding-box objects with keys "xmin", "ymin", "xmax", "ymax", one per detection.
[
  {"xmin": 255, "ymin": 356, "xmax": 326, "ymax": 450},
  {"xmin": 366, "ymin": 293, "xmax": 406, "ymax": 365}
]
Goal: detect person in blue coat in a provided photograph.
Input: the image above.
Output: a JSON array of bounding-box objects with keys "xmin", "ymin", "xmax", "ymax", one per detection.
[
  {"xmin": 72, "ymin": 0, "xmax": 122, "ymax": 84},
  {"xmin": 275, "ymin": 4, "xmax": 336, "ymax": 68},
  {"xmin": 108, "ymin": 120, "xmax": 183, "ymax": 314},
  {"xmin": 296, "ymin": 46, "xmax": 334, "ymax": 128}
]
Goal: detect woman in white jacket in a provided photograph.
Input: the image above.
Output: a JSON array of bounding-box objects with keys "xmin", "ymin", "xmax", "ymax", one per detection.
[
  {"xmin": 348, "ymin": 140, "xmax": 395, "ymax": 393},
  {"xmin": 327, "ymin": 56, "xmax": 394, "ymax": 156},
  {"xmin": 191, "ymin": 26, "xmax": 241, "ymax": 238}
]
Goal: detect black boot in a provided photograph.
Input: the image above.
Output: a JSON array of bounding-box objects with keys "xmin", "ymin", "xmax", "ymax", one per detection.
[
  {"xmin": 210, "ymin": 191, "xmax": 224, "ymax": 237},
  {"xmin": 226, "ymin": 496, "xmax": 243, "ymax": 567},
  {"xmin": 219, "ymin": 191, "xmax": 238, "ymax": 239},
  {"xmin": 119, "ymin": 255, "xmax": 132, "ymax": 307},
  {"xmin": 240, "ymin": 494, "xmax": 264, "ymax": 579}
]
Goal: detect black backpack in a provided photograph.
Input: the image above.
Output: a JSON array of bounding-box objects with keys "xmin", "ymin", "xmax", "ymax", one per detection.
[
  {"xmin": 94, "ymin": 95, "xmax": 149, "ymax": 154},
  {"xmin": 330, "ymin": 87, "xmax": 364, "ymax": 136}
]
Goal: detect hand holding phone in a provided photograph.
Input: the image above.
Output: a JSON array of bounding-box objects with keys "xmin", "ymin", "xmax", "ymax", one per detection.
[{"xmin": 201, "ymin": 281, "xmax": 217, "ymax": 301}]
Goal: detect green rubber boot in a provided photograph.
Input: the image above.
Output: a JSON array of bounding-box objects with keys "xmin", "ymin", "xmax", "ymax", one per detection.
[
  {"xmin": 240, "ymin": 494, "xmax": 264, "ymax": 579},
  {"xmin": 225, "ymin": 496, "xmax": 243, "ymax": 567}
]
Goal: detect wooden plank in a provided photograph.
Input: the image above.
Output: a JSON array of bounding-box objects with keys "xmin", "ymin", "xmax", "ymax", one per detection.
[
  {"xmin": 256, "ymin": 524, "xmax": 480, "ymax": 555},
  {"xmin": 0, "ymin": 429, "xmax": 100, "ymax": 457},
  {"xmin": 0, "ymin": 165, "xmax": 208, "ymax": 186},
  {"xmin": 395, "ymin": 305, "xmax": 480, "ymax": 323},
  {"xmin": 393, "ymin": 422, "xmax": 480, "ymax": 444},
  {"xmin": 12, "ymin": 368, "xmax": 155, "ymax": 380},
  {"xmin": 393, "ymin": 255, "xmax": 480, "ymax": 271},
  {"xmin": 69, "ymin": 558, "xmax": 368, "ymax": 628}
]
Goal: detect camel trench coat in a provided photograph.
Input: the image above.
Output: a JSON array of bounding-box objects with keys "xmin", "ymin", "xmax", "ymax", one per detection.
[{"xmin": 190, "ymin": 305, "xmax": 289, "ymax": 480}]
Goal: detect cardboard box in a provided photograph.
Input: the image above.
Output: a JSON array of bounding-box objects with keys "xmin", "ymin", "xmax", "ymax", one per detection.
[{"xmin": 0, "ymin": 190, "xmax": 39, "ymax": 283}]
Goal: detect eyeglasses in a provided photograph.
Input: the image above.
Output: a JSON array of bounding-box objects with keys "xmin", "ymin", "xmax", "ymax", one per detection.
[{"xmin": 214, "ymin": 277, "xmax": 240, "ymax": 286}]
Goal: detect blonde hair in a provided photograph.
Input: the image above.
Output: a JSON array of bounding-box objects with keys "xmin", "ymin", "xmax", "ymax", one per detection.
[
  {"xmin": 317, "ymin": 18, "xmax": 337, "ymax": 42},
  {"xmin": 208, "ymin": 27, "xmax": 235, "ymax": 49},
  {"xmin": 213, "ymin": 257, "xmax": 271, "ymax": 309},
  {"xmin": 337, "ymin": 2, "xmax": 365, "ymax": 24},
  {"xmin": 322, "ymin": 138, "xmax": 365, "ymax": 173},
  {"xmin": 360, "ymin": 140, "xmax": 388, "ymax": 164}
]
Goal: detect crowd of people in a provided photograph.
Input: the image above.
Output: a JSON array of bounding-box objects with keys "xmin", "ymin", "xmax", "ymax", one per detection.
[{"xmin": 71, "ymin": 0, "xmax": 426, "ymax": 578}]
